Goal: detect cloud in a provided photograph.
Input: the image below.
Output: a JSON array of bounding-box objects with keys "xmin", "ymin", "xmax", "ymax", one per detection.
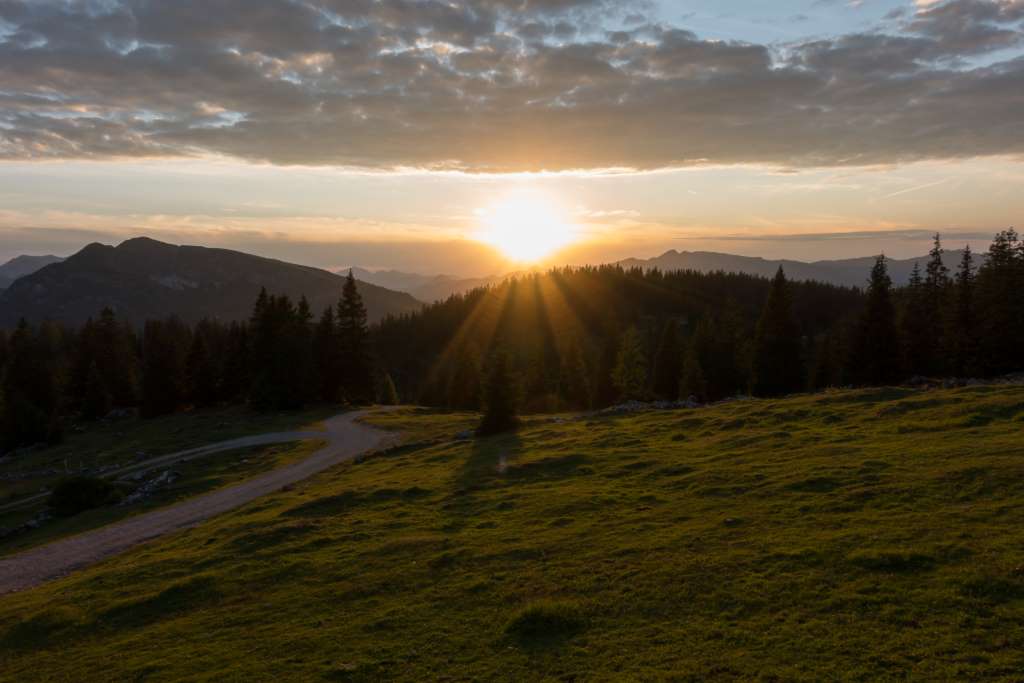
[{"xmin": 0, "ymin": 0, "xmax": 1023, "ymax": 172}]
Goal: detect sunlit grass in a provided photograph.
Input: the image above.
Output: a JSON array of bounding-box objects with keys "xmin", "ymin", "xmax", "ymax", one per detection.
[{"xmin": 2, "ymin": 386, "xmax": 1023, "ymax": 680}]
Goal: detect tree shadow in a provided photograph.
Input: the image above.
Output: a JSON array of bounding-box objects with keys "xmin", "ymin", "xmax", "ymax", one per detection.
[{"xmin": 443, "ymin": 431, "xmax": 523, "ymax": 530}]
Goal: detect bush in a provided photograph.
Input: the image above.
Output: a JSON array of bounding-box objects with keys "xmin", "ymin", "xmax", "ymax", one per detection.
[
  {"xmin": 504, "ymin": 600, "xmax": 586, "ymax": 646},
  {"xmin": 48, "ymin": 476, "xmax": 122, "ymax": 517}
]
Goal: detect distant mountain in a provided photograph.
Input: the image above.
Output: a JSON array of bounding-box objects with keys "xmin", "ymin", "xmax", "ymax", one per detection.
[
  {"xmin": 617, "ymin": 249, "xmax": 967, "ymax": 288},
  {"xmin": 0, "ymin": 238, "xmax": 422, "ymax": 328},
  {"xmin": 0, "ymin": 254, "xmax": 64, "ymax": 289},
  {"xmin": 344, "ymin": 267, "xmax": 507, "ymax": 303}
]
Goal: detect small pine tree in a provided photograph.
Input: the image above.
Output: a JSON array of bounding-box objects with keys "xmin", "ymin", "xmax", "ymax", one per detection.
[
  {"xmin": 477, "ymin": 347, "xmax": 519, "ymax": 436},
  {"xmin": 612, "ymin": 327, "xmax": 648, "ymax": 401},
  {"xmin": 751, "ymin": 267, "xmax": 803, "ymax": 397},
  {"xmin": 380, "ymin": 373, "xmax": 400, "ymax": 406}
]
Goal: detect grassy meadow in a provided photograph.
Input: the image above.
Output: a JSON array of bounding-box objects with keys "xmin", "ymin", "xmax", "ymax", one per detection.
[{"xmin": 2, "ymin": 386, "xmax": 1024, "ymax": 680}]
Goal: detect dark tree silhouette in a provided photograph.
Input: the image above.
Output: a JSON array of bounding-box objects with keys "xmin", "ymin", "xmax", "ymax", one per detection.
[
  {"xmin": 477, "ymin": 347, "xmax": 520, "ymax": 436},
  {"xmin": 948, "ymin": 246, "xmax": 978, "ymax": 377},
  {"xmin": 612, "ymin": 327, "xmax": 648, "ymax": 401},
  {"xmin": 337, "ymin": 271, "xmax": 374, "ymax": 404},
  {"xmin": 651, "ymin": 319, "xmax": 683, "ymax": 400},
  {"xmin": 2, "ymin": 319, "xmax": 63, "ymax": 448},
  {"xmin": 313, "ymin": 306, "xmax": 342, "ymax": 402},
  {"xmin": 751, "ymin": 267, "xmax": 803, "ymax": 397},
  {"xmin": 900, "ymin": 262, "xmax": 932, "ymax": 377},
  {"xmin": 851, "ymin": 256, "xmax": 902, "ymax": 386}
]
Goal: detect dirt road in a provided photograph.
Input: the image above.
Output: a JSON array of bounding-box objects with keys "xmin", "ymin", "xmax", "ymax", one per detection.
[{"xmin": 0, "ymin": 410, "xmax": 395, "ymax": 595}]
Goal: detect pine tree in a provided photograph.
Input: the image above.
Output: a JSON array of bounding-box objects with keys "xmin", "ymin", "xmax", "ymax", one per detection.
[
  {"xmin": 976, "ymin": 229, "xmax": 1023, "ymax": 376},
  {"xmin": 337, "ymin": 271, "xmax": 374, "ymax": 404},
  {"xmin": 948, "ymin": 246, "xmax": 977, "ymax": 377},
  {"xmin": 751, "ymin": 267, "xmax": 803, "ymax": 397},
  {"xmin": 187, "ymin": 326, "xmax": 220, "ymax": 408},
  {"xmin": 679, "ymin": 342, "xmax": 708, "ymax": 403},
  {"xmin": 651, "ymin": 319, "xmax": 683, "ymax": 400},
  {"xmin": 141, "ymin": 317, "xmax": 191, "ymax": 417},
  {"xmin": 901, "ymin": 262, "xmax": 932, "ymax": 377},
  {"xmin": 558, "ymin": 337, "xmax": 591, "ymax": 410},
  {"xmin": 851, "ymin": 256, "xmax": 902, "ymax": 386},
  {"xmin": 922, "ymin": 234, "xmax": 950, "ymax": 375},
  {"xmin": 81, "ymin": 360, "xmax": 112, "ymax": 420},
  {"xmin": 477, "ymin": 347, "xmax": 519, "ymax": 436},
  {"xmin": 313, "ymin": 306, "xmax": 341, "ymax": 402},
  {"xmin": 612, "ymin": 327, "xmax": 648, "ymax": 401},
  {"xmin": 380, "ymin": 373, "xmax": 400, "ymax": 406},
  {"xmin": 2, "ymin": 319, "xmax": 63, "ymax": 447}
]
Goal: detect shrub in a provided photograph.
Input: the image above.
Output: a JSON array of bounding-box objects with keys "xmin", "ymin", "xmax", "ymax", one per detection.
[
  {"xmin": 48, "ymin": 476, "xmax": 122, "ymax": 517},
  {"xmin": 504, "ymin": 600, "xmax": 586, "ymax": 646}
]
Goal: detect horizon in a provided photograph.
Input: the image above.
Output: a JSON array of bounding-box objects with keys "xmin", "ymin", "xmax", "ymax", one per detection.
[{"xmin": 2, "ymin": 0, "xmax": 1024, "ymax": 274}]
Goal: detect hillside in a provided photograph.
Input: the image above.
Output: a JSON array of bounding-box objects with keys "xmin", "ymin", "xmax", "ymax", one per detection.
[
  {"xmin": 0, "ymin": 255, "xmax": 64, "ymax": 290},
  {"xmin": 618, "ymin": 249, "xmax": 966, "ymax": 287},
  {"xmin": 345, "ymin": 267, "xmax": 508, "ymax": 303},
  {"xmin": 0, "ymin": 238, "xmax": 422, "ymax": 327},
  {"xmin": 2, "ymin": 386, "xmax": 1023, "ymax": 680}
]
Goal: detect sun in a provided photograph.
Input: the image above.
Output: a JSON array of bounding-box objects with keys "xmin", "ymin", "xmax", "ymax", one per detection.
[{"xmin": 476, "ymin": 192, "xmax": 577, "ymax": 263}]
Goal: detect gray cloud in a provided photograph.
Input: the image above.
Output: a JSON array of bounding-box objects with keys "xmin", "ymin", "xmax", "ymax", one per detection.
[{"xmin": 1, "ymin": 0, "xmax": 1023, "ymax": 171}]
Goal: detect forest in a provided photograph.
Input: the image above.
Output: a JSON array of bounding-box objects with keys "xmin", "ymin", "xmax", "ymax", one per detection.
[{"xmin": 2, "ymin": 230, "xmax": 1022, "ymax": 450}]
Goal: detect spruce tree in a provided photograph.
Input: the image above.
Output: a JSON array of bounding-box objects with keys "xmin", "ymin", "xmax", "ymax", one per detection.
[
  {"xmin": 751, "ymin": 267, "xmax": 803, "ymax": 397},
  {"xmin": 313, "ymin": 306, "xmax": 341, "ymax": 402},
  {"xmin": 380, "ymin": 373, "xmax": 400, "ymax": 406},
  {"xmin": 976, "ymin": 229, "xmax": 1023, "ymax": 376},
  {"xmin": 2, "ymin": 319, "xmax": 63, "ymax": 447},
  {"xmin": 651, "ymin": 319, "xmax": 683, "ymax": 400},
  {"xmin": 679, "ymin": 342, "xmax": 708, "ymax": 403},
  {"xmin": 948, "ymin": 246, "xmax": 977, "ymax": 377},
  {"xmin": 901, "ymin": 262, "xmax": 932, "ymax": 377},
  {"xmin": 612, "ymin": 327, "xmax": 648, "ymax": 401},
  {"xmin": 558, "ymin": 337, "xmax": 591, "ymax": 410},
  {"xmin": 141, "ymin": 317, "xmax": 191, "ymax": 417},
  {"xmin": 337, "ymin": 271, "xmax": 374, "ymax": 404},
  {"xmin": 81, "ymin": 360, "xmax": 112, "ymax": 420},
  {"xmin": 187, "ymin": 326, "xmax": 220, "ymax": 408},
  {"xmin": 922, "ymin": 234, "xmax": 950, "ymax": 375},
  {"xmin": 477, "ymin": 347, "xmax": 519, "ymax": 436},
  {"xmin": 851, "ymin": 256, "xmax": 902, "ymax": 386}
]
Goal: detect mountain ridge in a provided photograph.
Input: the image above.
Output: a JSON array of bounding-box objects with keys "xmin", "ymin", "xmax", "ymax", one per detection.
[{"xmin": 0, "ymin": 238, "xmax": 422, "ymax": 328}]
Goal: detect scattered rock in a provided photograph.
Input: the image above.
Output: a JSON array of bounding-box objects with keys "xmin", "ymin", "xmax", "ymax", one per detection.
[{"xmin": 121, "ymin": 469, "xmax": 181, "ymax": 506}]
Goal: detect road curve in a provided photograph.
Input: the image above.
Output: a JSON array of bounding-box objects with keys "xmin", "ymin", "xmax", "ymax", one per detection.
[{"xmin": 0, "ymin": 410, "xmax": 396, "ymax": 595}]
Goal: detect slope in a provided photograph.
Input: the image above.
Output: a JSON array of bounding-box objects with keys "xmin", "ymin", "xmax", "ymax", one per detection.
[
  {"xmin": 0, "ymin": 238, "xmax": 421, "ymax": 327},
  {"xmin": 1, "ymin": 386, "xmax": 1023, "ymax": 680}
]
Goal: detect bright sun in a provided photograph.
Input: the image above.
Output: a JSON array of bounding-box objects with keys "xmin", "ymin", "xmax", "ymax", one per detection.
[{"xmin": 476, "ymin": 192, "xmax": 577, "ymax": 263}]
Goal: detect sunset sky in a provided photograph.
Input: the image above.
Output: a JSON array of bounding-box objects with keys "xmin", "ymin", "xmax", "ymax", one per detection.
[{"xmin": 2, "ymin": 0, "xmax": 1023, "ymax": 274}]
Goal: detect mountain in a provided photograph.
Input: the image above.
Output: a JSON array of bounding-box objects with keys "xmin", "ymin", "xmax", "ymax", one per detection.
[
  {"xmin": 617, "ymin": 249, "xmax": 967, "ymax": 288},
  {"xmin": 0, "ymin": 238, "xmax": 422, "ymax": 328},
  {"xmin": 344, "ymin": 267, "xmax": 507, "ymax": 303},
  {"xmin": 0, "ymin": 254, "xmax": 64, "ymax": 289}
]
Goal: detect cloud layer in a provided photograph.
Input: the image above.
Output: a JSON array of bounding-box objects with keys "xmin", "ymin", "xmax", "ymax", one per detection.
[{"xmin": 1, "ymin": 0, "xmax": 1023, "ymax": 171}]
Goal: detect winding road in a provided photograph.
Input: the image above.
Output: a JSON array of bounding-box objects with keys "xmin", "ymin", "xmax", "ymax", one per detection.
[{"xmin": 0, "ymin": 410, "xmax": 395, "ymax": 595}]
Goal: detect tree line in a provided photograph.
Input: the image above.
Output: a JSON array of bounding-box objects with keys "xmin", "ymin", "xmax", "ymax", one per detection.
[
  {"xmin": 0, "ymin": 272, "xmax": 383, "ymax": 449},
  {"xmin": 2, "ymin": 231, "xmax": 1022, "ymax": 448}
]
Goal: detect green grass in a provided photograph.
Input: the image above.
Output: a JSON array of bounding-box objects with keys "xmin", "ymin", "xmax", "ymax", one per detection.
[
  {"xmin": 0, "ymin": 404, "xmax": 339, "ymax": 505},
  {"xmin": 0, "ymin": 440, "xmax": 326, "ymax": 557},
  {"xmin": 2, "ymin": 386, "xmax": 1024, "ymax": 680}
]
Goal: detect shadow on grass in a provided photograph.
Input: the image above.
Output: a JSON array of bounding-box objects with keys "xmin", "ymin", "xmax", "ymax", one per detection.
[{"xmin": 503, "ymin": 599, "xmax": 587, "ymax": 651}]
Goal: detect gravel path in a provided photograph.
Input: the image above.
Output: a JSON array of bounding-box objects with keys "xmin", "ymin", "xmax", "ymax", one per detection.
[{"xmin": 0, "ymin": 410, "xmax": 395, "ymax": 595}]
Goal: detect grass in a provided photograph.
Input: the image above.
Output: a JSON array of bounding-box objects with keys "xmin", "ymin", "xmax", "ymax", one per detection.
[
  {"xmin": 0, "ymin": 404, "xmax": 339, "ymax": 504},
  {"xmin": 0, "ymin": 440, "xmax": 326, "ymax": 557},
  {"xmin": 1, "ymin": 386, "xmax": 1024, "ymax": 680}
]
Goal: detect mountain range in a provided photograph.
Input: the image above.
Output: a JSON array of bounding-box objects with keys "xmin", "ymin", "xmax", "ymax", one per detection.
[
  {"xmin": 343, "ymin": 267, "xmax": 509, "ymax": 304},
  {"xmin": 616, "ymin": 249, "xmax": 966, "ymax": 288},
  {"xmin": 0, "ymin": 238, "xmax": 421, "ymax": 328},
  {"xmin": 0, "ymin": 255, "xmax": 64, "ymax": 290},
  {"xmin": 0, "ymin": 240, "xmax": 973, "ymax": 328}
]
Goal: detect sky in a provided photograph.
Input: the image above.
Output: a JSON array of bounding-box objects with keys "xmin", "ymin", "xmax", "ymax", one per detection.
[{"xmin": 1, "ymin": 0, "xmax": 1023, "ymax": 275}]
